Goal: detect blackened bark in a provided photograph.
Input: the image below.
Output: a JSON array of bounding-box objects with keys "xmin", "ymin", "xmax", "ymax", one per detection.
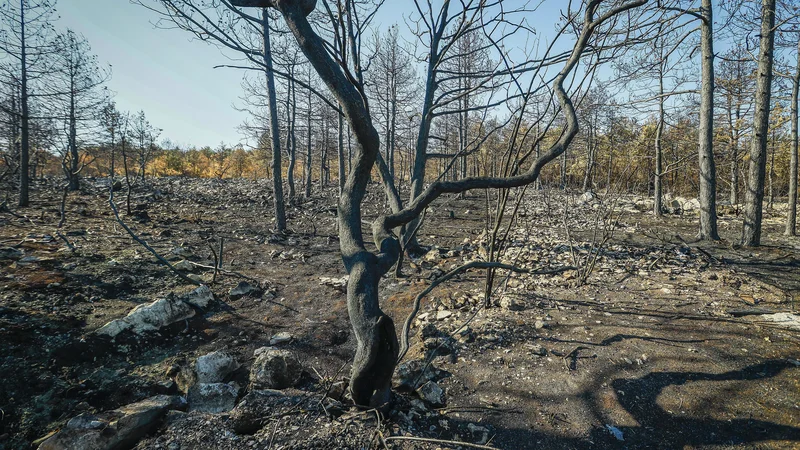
[
  {"xmin": 263, "ymin": 9, "xmax": 287, "ymax": 231},
  {"xmin": 68, "ymin": 86, "xmax": 79, "ymax": 191},
  {"xmin": 787, "ymin": 38, "xmax": 800, "ymax": 236},
  {"xmin": 287, "ymin": 75, "xmax": 297, "ymax": 204},
  {"xmin": 305, "ymin": 75, "xmax": 313, "ymax": 198},
  {"xmin": 697, "ymin": 0, "xmax": 719, "ymax": 240},
  {"xmin": 271, "ymin": 0, "xmax": 398, "ymax": 407},
  {"xmin": 582, "ymin": 125, "xmax": 594, "ymax": 192},
  {"xmin": 654, "ymin": 86, "xmax": 664, "ymax": 217},
  {"xmin": 742, "ymin": 0, "xmax": 775, "ymax": 246},
  {"xmin": 338, "ymin": 113, "xmax": 345, "ymax": 195},
  {"xmin": 18, "ymin": 0, "xmax": 29, "ymax": 207}
]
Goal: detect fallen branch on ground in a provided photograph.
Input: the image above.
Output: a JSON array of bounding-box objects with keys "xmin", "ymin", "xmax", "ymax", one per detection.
[
  {"xmin": 185, "ymin": 260, "xmax": 261, "ymax": 283},
  {"xmin": 109, "ymin": 187, "xmax": 201, "ymax": 286},
  {"xmin": 383, "ymin": 435, "xmax": 498, "ymax": 450}
]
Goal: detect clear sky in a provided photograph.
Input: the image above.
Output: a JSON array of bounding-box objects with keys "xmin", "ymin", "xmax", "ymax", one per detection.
[
  {"xmin": 57, "ymin": 0, "xmax": 249, "ymax": 149},
  {"xmin": 54, "ymin": 1, "xmax": 564, "ymax": 149}
]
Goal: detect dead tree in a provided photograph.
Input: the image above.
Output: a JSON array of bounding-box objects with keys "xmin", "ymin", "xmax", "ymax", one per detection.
[
  {"xmin": 134, "ymin": 0, "xmax": 341, "ymax": 230},
  {"xmin": 261, "ymin": 9, "xmax": 287, "ymax": 230},
  {"xmin": 743, "ymin": 0, "xmax": 777, "ymax": 246},
  {"xmin": 717, "ymin": 45, "xmax": 755, "ymax": 206},
  {"xmin": 657, "ymin": 0, "xmax": 720, "ymax": 238},
  {"xmin": 402, "ymin": 0, "xmax": 530, "ymax": 253},
  {"xmin": 50, "ymin": 29, "xmax": 110, "ymax": 191},
  {"xmin": 229, "ymin": 0, "xmax": 652, "ymax": 408},
  {"xmin": 0, "ymin": 0, "xmax": 58, "ymax": 206},
  {"xmin": 788, "ymin": 37, "xmax": 800, "ymax": 236},
  {"xmin": 367, "ymin": 25, "xmax": 418, "ymax": 181},
  {"xmin": 128, "ymin": 110, "xmax": 160, "ymax": 182}
]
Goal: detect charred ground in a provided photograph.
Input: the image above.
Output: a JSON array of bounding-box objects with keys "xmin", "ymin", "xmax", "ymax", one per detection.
[{"xmin": 0, "ymin": 177, "xmax": 799, "ymax": 449}]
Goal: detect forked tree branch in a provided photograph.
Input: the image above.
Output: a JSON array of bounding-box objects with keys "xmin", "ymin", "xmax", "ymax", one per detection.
[{"xmin": 375, "ymin": 0, "xmax": 649, "ymax": 249}]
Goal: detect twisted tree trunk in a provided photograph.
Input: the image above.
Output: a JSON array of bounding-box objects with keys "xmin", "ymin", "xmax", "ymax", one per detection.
[{"xmin": 263, "ymin": 0, "xmax": 644, "ymax": 408}]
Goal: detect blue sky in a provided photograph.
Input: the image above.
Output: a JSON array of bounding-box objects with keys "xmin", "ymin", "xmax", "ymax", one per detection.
[
  {"xmin": 54, "ymin": 1, "xmax": 567, "ymax": 149},
  {"xmin": 58, "ymin": 0, "xmax": 249, "ymax": 148}
]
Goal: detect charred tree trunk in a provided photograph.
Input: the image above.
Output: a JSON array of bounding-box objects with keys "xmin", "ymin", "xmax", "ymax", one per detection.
[
  {"xmin": 728, "ymin": 94, "xmax": 741, "ymax": 205},
  {"xmin": 743, "ymin": 0, "xmax": 776, "ymax": 247},
  {"xmin": 403, "ymin": 5, "xmax": 448, "ymax": 256},
  {"xmin": 18, "ymin": 0, "xmax": 29, "ymax": 207},
  {"xmin": 405, "ymin": 67, "xmax": 436, "ymax": 254},
  {"xmin": 68, "ymin": 87, "xmax": 80, "ymax": 191},
  {"xmin": 389, "ymin": 87, "xmax": 396, "ymax": 179},
  {"xmin": 606, "ymin": 134, "xmax": 613, "ymax": 191},
  {"xmin": 787, "ymin": 38, "xmax": 800, "ymax": 236},
  {"xmin": 263, "ymin": 9, "xmax": 286, "ymax": 231},
  {"xmin": 654, "ymin": 87, "xmax": 665, "ymax": 217},
  {"xmin": 338, "ymin": 113, "xmax": 345, "ymax": 195},
  {"xmin": 582, "ymin": 125, "xmax": 595, "ymax": 192},
  {"xmin": 768, "ymin": 127, "xmax": 776, "ymax": 209},
  {"xmin": 270, "ymin": 0, "xmax": 398, "ymax": 407},
  {"xmin": 286, "ymin": 76, "xmax": 297, "ymax": 204},
  {"xmin": 305, "ymin": 80, "xmax": 313, "ymax": 199},
  {"xmin": 321, "ymin": 113, "xmax": 328, "ymax": 186},
  {"xmin": 697, "ymin": 0, "xmax": 719, "ymax": 240}
]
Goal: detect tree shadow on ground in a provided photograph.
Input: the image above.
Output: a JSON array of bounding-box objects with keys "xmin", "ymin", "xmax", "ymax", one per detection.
[
  {"xmin": 721, "ymin": 256, "xmax": 800, "ymax": 303},
  {"xmin": 474, "ymin": 359, "xmax": 800, "ymax": 449},
  {"xmin": 609, "ymin": 359, "xmax": 800, "ymax": 448}
]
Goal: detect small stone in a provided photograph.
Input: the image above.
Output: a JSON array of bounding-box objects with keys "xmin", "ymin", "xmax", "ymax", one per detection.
[
  {"xmin": 229, "ymin": 390, "xmax": 288, "ymax": 433},
  {"xmin": 229, "ymin": 281, "xmax": 263, "ymax": 300},
  {"xmin": 171, "ymin": 247, "xmax": 194, "ymax": 259},
  {"xmin": 249, "ymin": 348, "xmax": 302, "ymax": 389},
  {"xmin": 181, "ymin": 285, "xmax": 214, "ymax": 309},
  {"xmin": 173, "ymin": 260, "xmax": 194, "ymax": 271},
  {"xmin": 175, "ymin": 367, "xmax": 198, "ymax": 394},
  {"xmin": 420, "ymin": 323, "xmax": 441, "ymax": 339},
  {"xmin": 424, "ymin": 337, "xmax": 454, "ymax": 356},
  {"xmin": 467, "ymin": 423, "xmax": 490, "ymax": 445},
  {"xmin": 187, "ymin": 383, "xmax": 239, "ymax": 413},
  {"xmin": 435, "ymin": 310, "xmax": 452, "ymax": 321},
  {"xmin": 456, "ymin": 327, "xmax": 476, "ymax": 344},
  {"xmin": 499, "ymin": 296, "xmax": 525, "ymax": 311},
  {"xmin": 327, "ymin": 380, "xmax": 348, "ymax": 400},
  {"xmin": 417, "ymin": 381, "xmax": 446, "ymax": 407},
  {"xmin": 37, "ymin": 395, "xmax": 185, "ymax": 450},
  {"xmin": 95, "ymin": 295, "xmax": 195, "ymax": 338},
  {"xmin": 269, "ymin": 332, "xmax": 293, "ymax": 345},
  {"xmin": 529, "ymin": 344, "xmax": 547, "ymax": 356},
  {"xmin": 579, "ymin": 191, "xmax": 597, "ymax": 204},
  {"xmin": 0, "ymin": 247, "xmax": 23, "ymax": 260},
  {"xmin": 410, "ymin": 399, "xmax": 428, "ymax": 412},
  {"xmin": 74, "ymin": 402, "xmax": 91, "ymax": 411},
  {"xmin": 195, "ymin": 351, "xmax": 239, "ymax": 384},
  {"xmin": 156, "ymin": 380, "xmax": 177, "ymax": 394},
  {"xmin": 534, "ymin": 320, "xmax": 547, "ymax": 330},
  {"xmin": 393, "ymin": 360, "xmax": 442, "ymax": 391},
  {"xmin": 186, "ymin": 274, "xmax": 204, "ymax": 283}
]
